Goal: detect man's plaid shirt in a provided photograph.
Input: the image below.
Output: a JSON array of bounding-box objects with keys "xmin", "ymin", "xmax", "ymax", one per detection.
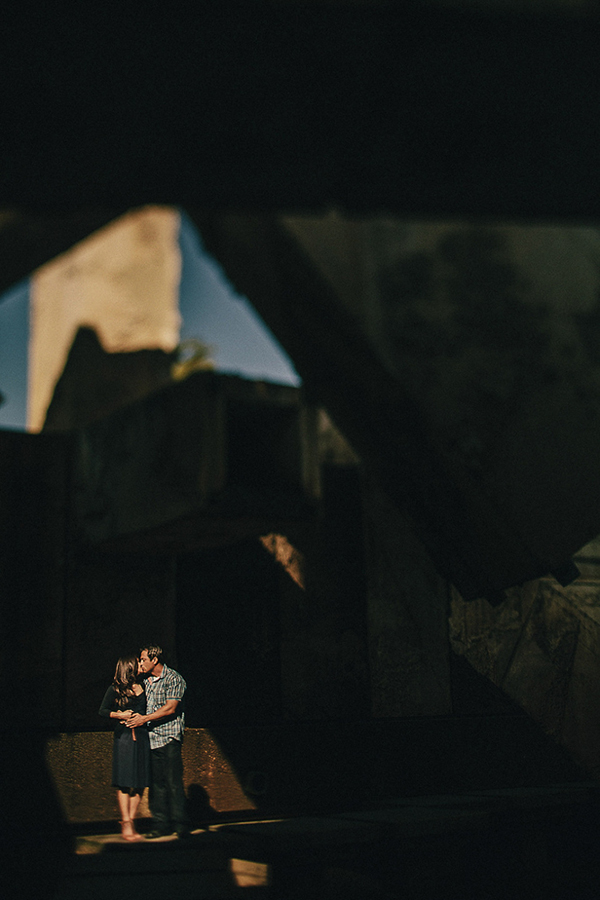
[{"xmin": 144, "ymin": 664, "xmax": 186, "ymax": 749}]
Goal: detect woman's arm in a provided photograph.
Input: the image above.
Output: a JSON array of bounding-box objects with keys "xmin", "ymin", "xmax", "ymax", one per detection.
[{"xmin": 98, "ymin": 685, "xmax": 134, "ymax": 720}]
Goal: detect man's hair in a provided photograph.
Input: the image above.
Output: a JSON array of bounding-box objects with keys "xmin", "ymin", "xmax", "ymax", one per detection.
[{"xmin": 140, "ymin": 643, "xmax": 164, "ymax": 663}]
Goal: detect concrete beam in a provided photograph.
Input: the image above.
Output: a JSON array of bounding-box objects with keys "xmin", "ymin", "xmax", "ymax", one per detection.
[
  {"xmin": 71, "ymin": 371, "xmax": 320, "ymax": 551},
  {"xmin": 0, "ymin": 7, "xmax": 598, "ymax": 218}
]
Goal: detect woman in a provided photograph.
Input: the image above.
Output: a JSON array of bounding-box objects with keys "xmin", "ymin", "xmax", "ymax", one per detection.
[{"xmin": 99, "ymin": 654, "xmax": 150, "ymax": 841}]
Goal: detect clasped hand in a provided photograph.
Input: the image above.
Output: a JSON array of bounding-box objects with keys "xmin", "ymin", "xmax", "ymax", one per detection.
[{"xmin": 126, "ymin": 713, "xmax": 144, "ymax": 728}]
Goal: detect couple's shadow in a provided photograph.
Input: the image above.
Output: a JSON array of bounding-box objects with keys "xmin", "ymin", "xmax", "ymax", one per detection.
[{"xmin": 186, "ymin": 782, "xmax": 215, "ymax": 828}]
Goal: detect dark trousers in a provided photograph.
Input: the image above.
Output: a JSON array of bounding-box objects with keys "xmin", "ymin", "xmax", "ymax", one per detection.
[{"xmin": 149, "ymin": 739, "xmax": 188, "ymax": 832}]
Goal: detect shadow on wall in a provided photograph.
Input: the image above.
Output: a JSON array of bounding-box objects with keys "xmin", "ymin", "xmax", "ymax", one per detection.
[{"xmin": 42, "ymin": 326, "xmax": 176, "ymax": 432}]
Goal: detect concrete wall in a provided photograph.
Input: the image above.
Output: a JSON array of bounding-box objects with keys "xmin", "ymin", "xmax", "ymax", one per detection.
[
  {"xmin": 283, "ymin": 215, "xmax": 600, "ymax": 573},
  {"xmin": 28, "ymin": 206, "xmax": 181, "ymax": 431},
  {"xmin": 7, "ymin": 209, "xmax": 599, "ymax": 833},
  {"xmin": 45, "ymin": 729, "xmax": 255, "ymax": 824},
  {"xmin": 451, "ymin": 536, "xmax": 600, "ymax": 778}
]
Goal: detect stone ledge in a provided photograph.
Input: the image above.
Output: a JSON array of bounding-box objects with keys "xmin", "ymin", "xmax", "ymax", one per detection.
[{"xmin": 45, "ymin": 729, "xmax": 255, "ymax": 824}]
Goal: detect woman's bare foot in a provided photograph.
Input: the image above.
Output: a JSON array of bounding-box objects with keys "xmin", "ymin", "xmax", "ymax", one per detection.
[{"xmin": 120, "ymin": 819, "xmax": 143, "ymax": 841}]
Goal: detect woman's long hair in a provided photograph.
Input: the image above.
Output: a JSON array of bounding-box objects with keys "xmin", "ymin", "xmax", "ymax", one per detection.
[{"xmin": 113, "ymin": 655, "xmax": 139, "ymax": 709}]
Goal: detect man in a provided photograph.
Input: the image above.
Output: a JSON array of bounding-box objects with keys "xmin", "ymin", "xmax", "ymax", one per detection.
[{"xmin": 127, "ymin": 643, "xmax": 190, "ymax": 839}]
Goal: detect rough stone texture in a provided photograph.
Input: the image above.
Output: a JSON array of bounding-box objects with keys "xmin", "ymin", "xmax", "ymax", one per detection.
[
  {"xmin": 450, "ymin": 536, "xmax": 600, "ymax": 778},
  {"xmin": 28, "ymin": 206, "xmax": 181, "ymax": 432},
  {"xmin": 45, "ymin": 729, "xmax": 255, "ymax": 824}
]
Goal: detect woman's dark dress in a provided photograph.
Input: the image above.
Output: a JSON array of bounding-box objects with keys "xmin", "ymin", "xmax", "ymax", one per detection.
[{"xmin": 99, "ymin": 685, "xmax": 150, "ymax": 791}]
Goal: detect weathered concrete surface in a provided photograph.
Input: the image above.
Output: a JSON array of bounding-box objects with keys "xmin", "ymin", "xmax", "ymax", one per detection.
[
  {"xmin": 29, "ymin": 206, "xmax": 181, "ymax": 432},
  {"xmin": 45, "ymin": 729, "xmax": 255, "ymax": 824},
  {"xmin": 283, "ymin": 215, "xmax": 600, "ymax": 582},
  {"xmin": 70, "ymin": 370, "xmax": 320, "ymax": 551},
  {"xmin": 450, "ymin": 536, "xmax": 600, "ymax": 778},
  {"xmin": 0, "ymin": 208, "xmax": 127, "ymax": 296}
]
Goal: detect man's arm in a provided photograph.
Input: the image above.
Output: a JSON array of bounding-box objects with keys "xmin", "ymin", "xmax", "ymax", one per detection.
[{"xmin": 126, "ymin": 698, "xmax": 179, "ymax": 728}]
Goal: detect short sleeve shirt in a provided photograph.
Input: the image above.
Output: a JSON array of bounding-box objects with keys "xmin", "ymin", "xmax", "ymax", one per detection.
[{"xmin": 144, "ymin": 664, "xmax": 186, "ymax": 749}]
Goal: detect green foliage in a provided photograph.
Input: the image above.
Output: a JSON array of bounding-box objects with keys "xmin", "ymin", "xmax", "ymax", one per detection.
[{"xmin": 171, "ymin": 338, "xmax": 215, "ymax": 381}]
